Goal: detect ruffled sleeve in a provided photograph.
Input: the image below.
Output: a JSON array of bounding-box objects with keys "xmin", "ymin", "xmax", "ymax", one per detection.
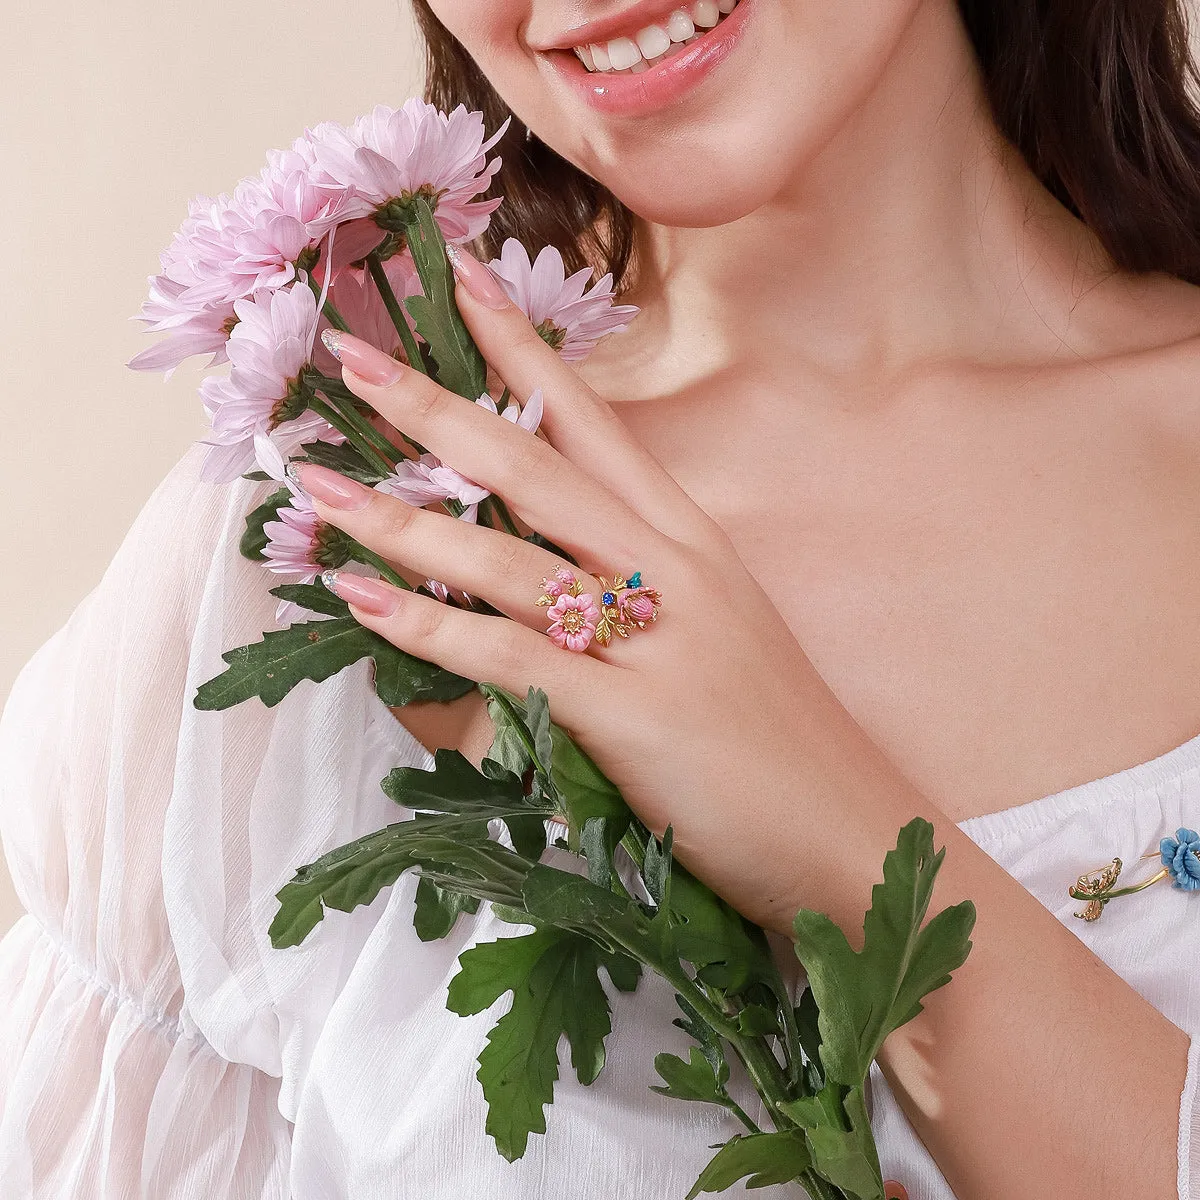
[{"xmin": 0, "ymin": 441, "xmax": 431, "ymax": 1197}]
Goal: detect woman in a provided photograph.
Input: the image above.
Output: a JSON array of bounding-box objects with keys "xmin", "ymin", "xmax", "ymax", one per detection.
[{"xmin": 2, "ymin": 0, "xmax": 1199, "ymax": 1196}]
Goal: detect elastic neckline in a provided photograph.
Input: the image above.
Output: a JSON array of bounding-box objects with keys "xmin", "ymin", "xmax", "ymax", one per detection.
[{"xmin": 959, "ymin": 726, "xmax": 1200, "ymax": 846}]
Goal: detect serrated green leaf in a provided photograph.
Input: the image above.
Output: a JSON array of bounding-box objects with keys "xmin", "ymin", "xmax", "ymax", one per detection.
[
  {"xmin": 481, "ymin": 685, "xmax": 630, "ymax": 852},
  {"xmin": 685, "ymin": 1131, "xmax": 812, "ymax": 1199},
  {"xmin": 807, "ymin": 1086, "xmax": 883, "ymax": 1200},
  {"xmin": 734, "ymin": 1003, "xmax": 781, "ymax": 1038},
  {"xmin": 413, "ymin": 875, "xmax": 480, "ymax": 941},
  {"xmin": 269, "ymin": 819, "xmax": 421, "ymax": 948},
  {"xmin": 791, "ymin": 817, "xmax": 976, "ymax": 1087},
  {"xmin": 643, "ymin": 825, "xmax": 673, "ymax": 910},
  {"xmin": 382, "ymin": 749, "xmax": 548, "ymax": 861},
  {"xmin": 296, "ymin": 437, "xmax": 388, "ymax": 484},
  {"xmin": 446, "ymin": 926, "xmax": 633, "ymax": 1161},
  {"xmin": 403, "ymin": 198, "xmax": 486, "ymax": 399},
  {"xmin": 193, "ymin": 616, "xmax": 474, "ymax": 710},
  {"xmin": 269, "ymin": 580, "xmax": 349, "ymax": 618},
  {"xmin": 240, "ymin": 486, "xmax": 291, "ymax": 561},
  {"xmin": 651, "ymin": 1045, "xmax": 730, "ymax": 1104},
  {"xmin": 579, "ymin": 816, "xmax": 626, "ymax": 889},
  {"xmin": 794, "ymin": 987, "xmax": 825, "ymax": 1093}
]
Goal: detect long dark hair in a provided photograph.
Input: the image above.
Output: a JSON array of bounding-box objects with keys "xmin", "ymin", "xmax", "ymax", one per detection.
[{"xmin": 411, "ymin": 0, "xmax": 1200, "ymax": 290}]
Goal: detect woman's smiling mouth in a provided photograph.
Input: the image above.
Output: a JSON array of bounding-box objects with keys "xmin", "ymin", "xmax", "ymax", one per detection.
[
  {"xmin": 570, "ymin": 0, "xmax": 741, "ymax": 75},
  {"xmin": 543, "ymin": 0, "xmax": 756, "ymax": 116}
]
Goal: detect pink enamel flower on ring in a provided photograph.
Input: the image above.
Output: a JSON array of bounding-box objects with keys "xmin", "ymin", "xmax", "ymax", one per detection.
[{"xmin": 545, "ymin": 592, "xmax": 601, "ymax": 652}]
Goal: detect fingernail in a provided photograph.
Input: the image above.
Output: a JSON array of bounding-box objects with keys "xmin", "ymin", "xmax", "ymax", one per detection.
[
  {"xmin": 321, "ymin": 329, "xmax": 405, "ymax": 386},
  {"xmin": 883, "ymin": 1183, "xmax": 909, "ymax": 1200},
  {"xmin": 290, "ymin": 462, "xmax": 373, "ymax": 510},
  {"xmin": 320, "ymin": 569, "xmax": 401, "ymax": 617},
  {"xmin": 445, "ymin": 243, "xmax": 512, "ymax": 310}
]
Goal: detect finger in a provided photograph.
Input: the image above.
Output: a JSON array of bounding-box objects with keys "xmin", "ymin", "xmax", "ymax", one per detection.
[
  {"xmin": 330, "ymin": 341, "xmax": 665, "ymax": 568},
  {"xmin": 884, "ymin": 1182, "xmax": 909, "ymax": 1200},
  {"xmin": 319, "ymin": 568, "xmax": 607, "ymax": 718},
  {"xmin": 446, "ymin": 243, "xmax": 712, "ymax": 543},
  {"xmin": 292, "ymin": 461, "xmax": 591, "ymax": 630}
]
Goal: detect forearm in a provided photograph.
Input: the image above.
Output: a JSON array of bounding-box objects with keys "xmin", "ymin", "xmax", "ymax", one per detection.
[
  {"xmin": 875, "ymin": 821, "xmax": 1188, "ymax": 1199},
  {"xmin": 744, "ymin": 700, "xmax": 1190, "ymax": 1200}
]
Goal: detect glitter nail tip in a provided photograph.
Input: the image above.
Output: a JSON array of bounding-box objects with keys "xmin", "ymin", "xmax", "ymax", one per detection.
[{"xmin": 320, "ymin": 328, "xmax": 344, "ymax": 360}]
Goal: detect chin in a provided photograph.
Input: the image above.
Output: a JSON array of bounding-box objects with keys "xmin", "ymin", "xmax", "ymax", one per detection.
[{"xmin": 429, "ymin": 0, "xmax": 932, "ymax": 228}]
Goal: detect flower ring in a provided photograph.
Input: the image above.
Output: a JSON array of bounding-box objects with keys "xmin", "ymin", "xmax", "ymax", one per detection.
[{"xmin": 536, "ymin": 567, "xmax": 662, "ymax": 652}]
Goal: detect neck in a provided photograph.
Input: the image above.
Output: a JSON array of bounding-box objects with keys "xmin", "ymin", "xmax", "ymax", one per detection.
[{"xmin": 618, "ymin": 1, "xmax": 1116, "ymax": 388}]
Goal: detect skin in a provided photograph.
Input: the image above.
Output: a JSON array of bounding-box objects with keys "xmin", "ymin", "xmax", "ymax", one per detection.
[{"xmin": 313, "ymin": 0, "xmax": 1200, "ymax": 1195}]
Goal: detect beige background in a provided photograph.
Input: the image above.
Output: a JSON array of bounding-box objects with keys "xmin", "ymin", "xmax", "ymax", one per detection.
[
  {"xmin": 0, "ymin": 0, "xmax": 425, "ymax": 935},
  {"xmin": 2, "ymin": 6, "xmax": 1199, "ymax": 940}
]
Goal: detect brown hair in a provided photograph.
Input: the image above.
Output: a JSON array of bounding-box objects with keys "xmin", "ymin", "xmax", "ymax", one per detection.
[{"xmin": 411, "ymin": 0, "xmax": 1200, "ymax": 291}]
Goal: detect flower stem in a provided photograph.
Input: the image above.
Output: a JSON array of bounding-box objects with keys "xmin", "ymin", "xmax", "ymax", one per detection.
[
  {"xmin": 306, "ymin": 396, "xmax": 394, "ymax": 478},
  {"xmin": 480, "ymin": 494, "xmax": 522, "ymax": 536},
  {"xmin": 1102, "ymin": 867, "xmax": 1170, "ymax": 899},
  {"xmin": 322, "ymin": 299, "xmax": 350, "ymax": 333},
  {"xmin": 366, "ymin": 251, "xmax": 428, "ymax": 376},
  {"xmin": 310, "ymin": 374, "xmax": 407, "ymax": 465},
  {"xmin": 349, "ymin": 543, "xmax": 412, "ymax": 591}
]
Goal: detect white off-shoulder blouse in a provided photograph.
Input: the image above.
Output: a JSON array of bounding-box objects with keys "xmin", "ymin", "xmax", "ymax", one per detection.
[{"xmin": 0, "ymin": 441, "xmax": 1196, "ymax": 1198}]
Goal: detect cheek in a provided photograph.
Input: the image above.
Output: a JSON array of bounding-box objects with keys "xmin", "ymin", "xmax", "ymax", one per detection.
[{"xmin": 568, "ymin": 0, "xmax": 930, "ymax": 226}]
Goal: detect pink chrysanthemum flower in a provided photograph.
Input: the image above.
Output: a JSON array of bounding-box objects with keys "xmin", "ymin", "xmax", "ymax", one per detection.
[
  {"xmin": 487, "ymin": 240, "xmax": 639, "ymax": 363},
  {"xmin": 128, "ymin": 144, "xmax": 355, "ymax": 377},
  {"xmin": 305, "ymin": 99, "xmax": 508, "ymax": 242},
  {"xmin": 374, "ymin": 389, "xmax": 543, "ymax": 522},
  {"xmin": 254, "ymin": 435, "xmax": 362, "ymax": 623},
  {"xmin": 198, "ymin": 280, "xmax": 339, "ymax": 482},
  {"xmin": 545, "ymin": 592, "xmax": 600, "ymax": 652},
  {"xmin": 312, "ymin": 253, "xmax": 421, "ymax": 378}
]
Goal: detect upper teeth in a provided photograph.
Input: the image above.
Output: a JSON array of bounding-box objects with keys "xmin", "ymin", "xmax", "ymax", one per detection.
[{"xmin": 573, "ymin": 0, "xmax": 739, "ymax": 73}]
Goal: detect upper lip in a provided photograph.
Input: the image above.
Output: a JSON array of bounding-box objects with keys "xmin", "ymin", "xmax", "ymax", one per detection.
[{"xmin": 531, "ymin": 0, "xmax": 703, "ymax": 51}]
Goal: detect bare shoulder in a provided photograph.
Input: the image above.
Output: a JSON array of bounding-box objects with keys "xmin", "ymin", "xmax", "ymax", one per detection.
[{"xmin": 1092, "ymin": 272, "xmax": 1200, "ymax": 443}]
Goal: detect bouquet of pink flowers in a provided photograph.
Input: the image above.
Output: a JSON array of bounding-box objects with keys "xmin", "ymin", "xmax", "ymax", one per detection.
[{"xmin": 131, "ymin": 97, "xmax": 974, "ymax": 1200}]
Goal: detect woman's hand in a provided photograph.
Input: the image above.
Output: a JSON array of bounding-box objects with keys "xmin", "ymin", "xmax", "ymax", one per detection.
[{"xmin": 298, "ymin": 247, "xmax": 926, "ymax": 936}]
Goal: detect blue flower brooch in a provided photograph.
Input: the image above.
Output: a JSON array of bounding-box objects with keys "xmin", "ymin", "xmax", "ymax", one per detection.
[{"xmin": 1070, "ymin": 827, "xmax": 1200, "ymax": 922}]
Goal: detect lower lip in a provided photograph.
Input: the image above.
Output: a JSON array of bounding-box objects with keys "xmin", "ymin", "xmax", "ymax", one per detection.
[{"xmin": 548, "ymin": 1, "xmax": 756, "ymax": 117}]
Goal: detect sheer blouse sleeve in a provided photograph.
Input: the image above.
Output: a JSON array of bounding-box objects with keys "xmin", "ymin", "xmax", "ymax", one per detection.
[{"xmin": 0, "ymin": 441, "xmax": 431, "ymax": 1198}]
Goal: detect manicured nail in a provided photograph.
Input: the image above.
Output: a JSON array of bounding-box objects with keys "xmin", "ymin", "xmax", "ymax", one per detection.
[
  {"xmin": 320, "ymin": 569, "xmax": 401, "ymax": 617},
  {"xmin": 289, "ymin": 461, "xmax": 373, "ymax": 510},
  {"xmin": 883, "ymin": 1183, "xmax": 908, "ymax": 1200},
  {"xmin": 321, "ymin": 329, "xmax": 405, "ymax": 386},
  {"xmin": 445, "ymin": 243, "xmax": 512, "ymax": 310}
]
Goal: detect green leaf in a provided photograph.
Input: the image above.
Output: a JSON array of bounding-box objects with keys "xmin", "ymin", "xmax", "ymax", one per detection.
[
  {"xmin": 685, "ymin": 1131, "xmax": 812, "ymax": 1199},
  {"xmin": 446, "ymin": 927, "xmax": 634, "ymax": 1161},
  {"xmin": 269, "ymin": 819, "xmax": 422, "ymax": 948},
  {"xmin": 794, "ymin": 987, "xmax": 825, "ymax": 1093},
  {"xmin": 735, "ymin": 1003, "xmax": 781, "ymax": 1038},
  {"xmin": 651, "ymin": 1045, "xmax": 730, "ymax": 1105},
  {"xmin": 403, "ymin": 198, "xmax": 486, "ymax": 399},
  {"xmin": 791, "ymin": 817, "xmax": 976, "ymax": 1087},
  {"xmin": 295, "ymin": 438, "xmax": 388, "ymax": 485},
  {"xmin": 268, "ymin": 581, "xmax": 349, "ymax": 619},
  {"xmin": 271, "ymin": 814, "xmax": 537, "ymax": 949},
  {"xmin": 782, "ymin": 1084, "xmax": 884, "ymax": 1200},
  {"xmin": 643, "ymin": 825, "xmax": 673, "ymax": 910},
  {"xmin": 241, "ymin": 469, "xmax": 272, "ymax": 481},
  {"xmin": 193, "ymin": 617, "xmax": 474, "ymax": 711},
  {"xmin": 807, "ymin": 1087, "xmax": 884, "ymax": 1200},
  {"xmin": 240, "ymin": 485, "xmax": 291, "ymax": 561},
  {"xmin": 382, "ymin": 749, "xmax": 549, "ymax": 861},
  {"xmin": 413, "ymin": 875, "xmax": 480, "ymax": 941}
]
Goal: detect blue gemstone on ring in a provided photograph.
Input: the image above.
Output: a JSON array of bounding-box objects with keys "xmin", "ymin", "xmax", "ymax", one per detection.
[
  {"xmin": 628, "ymin": 571, "xmax": 642, "ymax": 588},
  {"xmin": 602, "ymin": 592, "xmax": 616, "ymax": 606}
]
